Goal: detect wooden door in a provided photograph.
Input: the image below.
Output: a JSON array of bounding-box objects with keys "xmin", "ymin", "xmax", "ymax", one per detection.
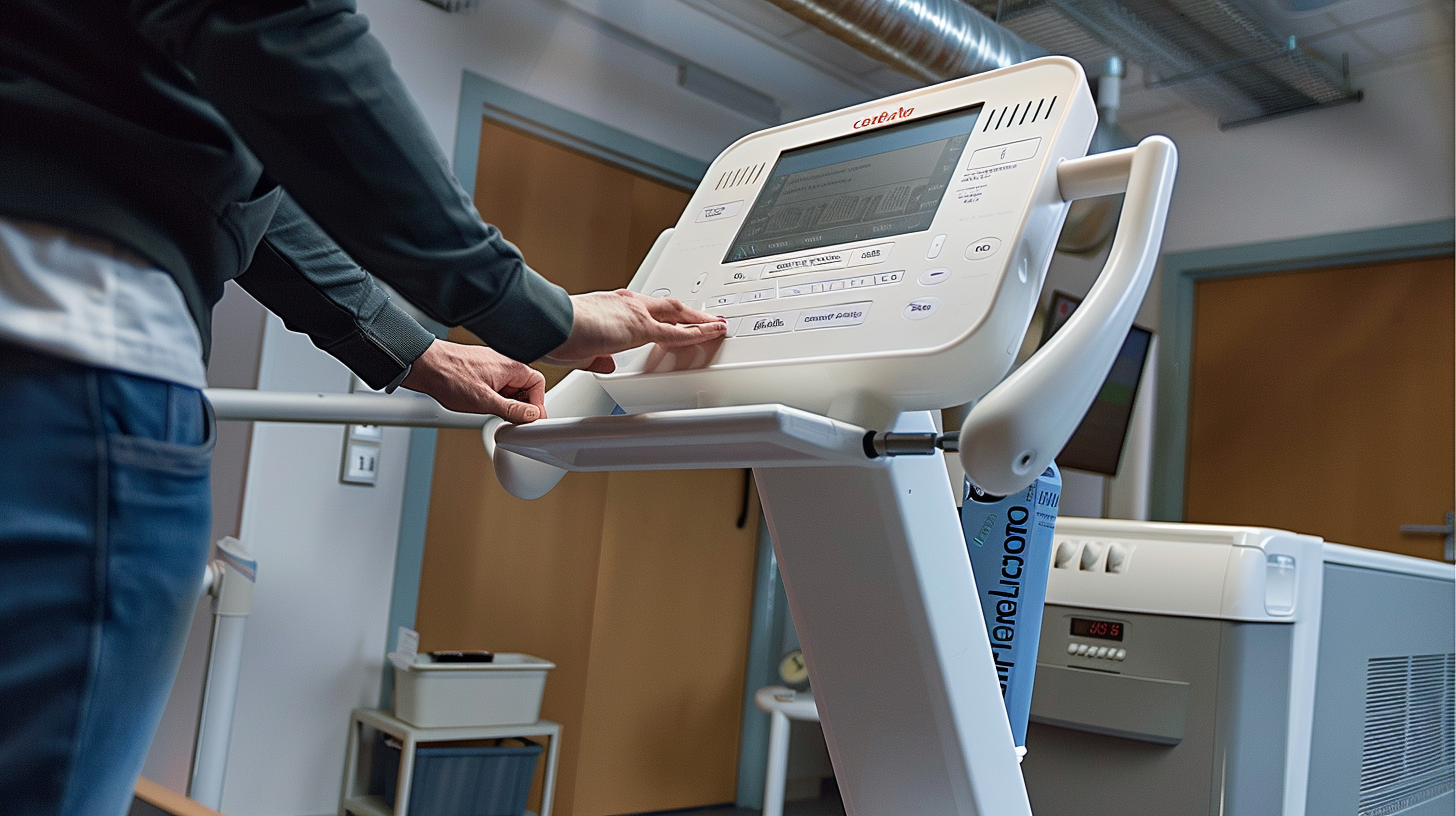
[
  {"xmin": 1184, "ymin": 255, "xmax": 1454, "ymax": 560},
  {"xmin": 415, "ymin": 120, "xmax": 762, "ymax": 816}
]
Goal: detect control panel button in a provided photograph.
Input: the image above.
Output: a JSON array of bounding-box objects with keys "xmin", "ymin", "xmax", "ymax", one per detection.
[
  {"xmin": 723, "ymin": 317, "xmax": 743, "ymax": 337},
  {"xmin": 691, "ymin": 273, "xmax": 708, "ymax": 293},
  {"xmin": 696, "ymin": 200, "xmax": 744, "ymax": 222},
  {"xmin": 709, "ymin": 293, "xmax": 739, "ymax": 308},
  {"xmin": 1054, "ymin": 541, "xmax": 1078, "ymax": 569},
  {"xmin": 847, "ymin": 243, "xmax": 894, "ymax": 267},
  {"xmin": 763, "ymin": 252, "xmax": 847, "ymax": 278},
  {"xmin": 1075, "ymin": 644, "xmax": 1090, "ymax": 656},
  {"xmin": 743, "ymin": 287, "xmax": 776, "ymax": 303},
  {"xmin": 847, "ymin": 275, "xmax": 875, "ymax": 289},
  {"xmin": 965, "ymin": 237, "xmax": 1002, "ymax": 261},
  {"xmin": 1095, "ymin": 647, "xmax": 1109, "ymax": 658},
  {"xmin": 725, "ymin": 265, "xmax": 764, "ymax": 285},
  {"xmin": 1080, "ymin": 543, "xmax": 1105, "ymax": 571},
  {"xmin": 815, "ymin": 280, "xmax": 847, "ymax": 294},
  {"xmin": 796, "ymin": 302, "xmax": 871, "ymax": 331},
  {"xmin": 903, "ymin": 298, "xmax": 940, "ymax": 320},
  {"xmin": 1066, "ymin": 643, "xmax": 1079, "ymax": 655},
  {"xmin": 875, "ymin": 270, "xmax": 905, "ymax": 285},
  {"xmin": 925, "ymin": 234, "xmax": 947, "ymax": 260},
  {"xmin": 1106, "ymin": 543, "xmax": 1129, "ymax": 573},
  {"xmin": 1114, "ymin": 649, "xmax": 1127, "ymax": 661},
  {"xmin": 780, "ymin": 283, "xmax": 812, "ymax": 298},
  {"xmin": 919, "ymin": 267, "xmax": 951, "ymax": 286},
  {"xmin": 740, "ymin": 311, "xmax": 797, "ymax": 336},
  {"xmin": 967, "ymin": 137, "xmax": 1041, "ymax": 169},
  {"xmin": 650, "ymin": 288, "xmax": 672, "ymax": 298}
]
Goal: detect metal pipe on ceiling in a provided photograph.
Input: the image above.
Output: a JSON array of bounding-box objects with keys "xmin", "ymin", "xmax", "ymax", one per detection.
[{"xmin": 759, "ymin": 0, "xmax": 1047, "ymax": 82}]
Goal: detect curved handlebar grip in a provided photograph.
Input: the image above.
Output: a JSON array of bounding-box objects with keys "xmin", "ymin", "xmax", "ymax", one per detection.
[
  {"xmin": 959, "ymin": 136, "xmax": 1177, "ymax": 495},
  {"xmin": 482, "ymin": 228, "xmax": 675, "ymax": 499}
]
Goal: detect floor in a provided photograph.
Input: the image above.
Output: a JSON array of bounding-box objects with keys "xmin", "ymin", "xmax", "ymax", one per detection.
[{"xmin": 632, "ymin": 788, "xmax": 847, "ymax": 816}]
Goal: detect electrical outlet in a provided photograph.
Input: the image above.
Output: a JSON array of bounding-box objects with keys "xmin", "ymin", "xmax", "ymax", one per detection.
[{"xmin": 341, "ymin": 424, "xmax": 381, "ymax": 486}]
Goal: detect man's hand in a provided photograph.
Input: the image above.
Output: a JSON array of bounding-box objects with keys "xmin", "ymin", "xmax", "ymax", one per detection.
[
  {"xmin": 543, "ymin": 289, "xmax": 727, "ymax": 373},
  {"xmin": 400, "ymin": 340, "xmax": 546, "ymax": 424}
]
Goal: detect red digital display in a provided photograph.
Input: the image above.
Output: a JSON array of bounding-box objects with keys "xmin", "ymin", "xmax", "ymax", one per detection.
[{"xmin": 1070, "ymin": 617, "xmax": 1124, "ymax": 641}]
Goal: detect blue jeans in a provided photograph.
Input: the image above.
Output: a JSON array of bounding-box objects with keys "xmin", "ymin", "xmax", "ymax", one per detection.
[{"xmin": 0, "ymin": 342, "xmax": 214, "ymax": 816}]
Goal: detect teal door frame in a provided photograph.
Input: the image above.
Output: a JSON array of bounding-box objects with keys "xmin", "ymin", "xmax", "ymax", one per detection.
[
  {"xmin": 382, "ymin": 72, "xmax": 707, "ymax": 708},
  {"xmin": 1150, "ymin": 218, "xmax": 1455, "ymax": 522}
]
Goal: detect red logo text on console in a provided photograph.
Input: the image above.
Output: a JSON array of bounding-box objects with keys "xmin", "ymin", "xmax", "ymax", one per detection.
[{"xmin": 853, "ymin": 106, "xmax": 915, "ymax": 130}]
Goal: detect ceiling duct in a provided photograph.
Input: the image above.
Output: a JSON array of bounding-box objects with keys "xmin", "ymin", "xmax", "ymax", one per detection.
[{"xmin": 758, "ymin": 0, "xmax": 1048, "ymax": 81}]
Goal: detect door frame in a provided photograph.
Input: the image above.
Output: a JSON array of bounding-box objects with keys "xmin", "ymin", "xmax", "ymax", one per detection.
[
  {"xmin": 1150, "ymin": 218, "xmax": 1455, "ymax": 522},
  {"xmin": 384, "ymin": 72, "xmax": 709, "ymax": 707}
]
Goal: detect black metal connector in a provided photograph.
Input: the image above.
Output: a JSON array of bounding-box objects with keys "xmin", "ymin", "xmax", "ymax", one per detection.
[{"xmin": 864, "ymin": 430, "xmax": 961, "ymax": 458}]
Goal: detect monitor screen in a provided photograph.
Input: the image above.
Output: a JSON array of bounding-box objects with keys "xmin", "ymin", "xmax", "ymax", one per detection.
[
  {"xmin": 1042, "ymin": 291, "xmax": 1153, "ymax": 476},
  {"xmin": 724, "ymin": 105, "xmax": 983, "ymax": 264}
]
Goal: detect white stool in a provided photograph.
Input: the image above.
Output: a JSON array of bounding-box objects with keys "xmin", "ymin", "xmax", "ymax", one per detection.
[{"xmin": 754, "ymin": 686, "xmax": 821, "ymax": 816}]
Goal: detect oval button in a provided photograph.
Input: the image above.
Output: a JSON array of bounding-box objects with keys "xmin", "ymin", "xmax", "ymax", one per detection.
[
  {"xmin": 903, "ymin": 297, "xmax": 940, "ymax": 320},
  {"xmin": 919, "ymin": 267, "xmax": 951, "ymax": 286},
  {"xmin": 650, "ymin": 288, "xmax": 672, "ymax": 298},
  {"xmin": 965, "ymin": 237, "xmax": 1002, "ymax": 261}
]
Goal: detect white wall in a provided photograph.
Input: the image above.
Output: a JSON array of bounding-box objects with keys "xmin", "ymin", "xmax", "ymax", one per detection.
[
  {"xmin": 357, "ymin": 0, "xmax": 829, "ymax": 166},
  {"xmin": 214, "ymin": 316, "xmax": 413, "ymax": 816},
  {"xmin": 1127, "ymin": 53, "xmax": 1455, "ymax": 254}
]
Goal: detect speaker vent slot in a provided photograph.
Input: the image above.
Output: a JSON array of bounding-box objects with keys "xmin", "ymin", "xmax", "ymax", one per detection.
[
  {"xmin": 715, "ymin": 162, "xmax": 766, "ymax": 190},
  {"xmin": 1360, "ymin": 653, "xmax": 1455, "ymax": 816},
  {"xmin": 982, "ymin": 97, "xmax": 1056, "ymax": 132}
]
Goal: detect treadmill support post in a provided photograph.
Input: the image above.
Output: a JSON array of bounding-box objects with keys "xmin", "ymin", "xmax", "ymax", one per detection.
[{"xmin": 754, "ymin": 413, "xmax": 1030, "ymax": 816}]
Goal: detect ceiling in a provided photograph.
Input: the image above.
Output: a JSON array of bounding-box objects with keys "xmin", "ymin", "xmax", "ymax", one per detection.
[{"xmin": 560, "ymin": 0, "xmax": 1452, "ymax": 129}]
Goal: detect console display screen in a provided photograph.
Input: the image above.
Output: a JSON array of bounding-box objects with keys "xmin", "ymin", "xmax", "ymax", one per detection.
[{"xmin": 724, "ymin": 105, "xmax": 982, "ymax": 263}]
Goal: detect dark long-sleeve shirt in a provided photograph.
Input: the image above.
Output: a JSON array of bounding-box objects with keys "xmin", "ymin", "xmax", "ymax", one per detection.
[{"xmin": 0, "ymin": 0, "xmax": 573, "ymax": 386}]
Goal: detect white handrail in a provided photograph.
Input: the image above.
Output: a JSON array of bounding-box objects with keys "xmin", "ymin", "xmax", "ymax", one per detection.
[
  {"xmin": 958, "ymin": 135, "xmax": 1178, "ymax": 495},
  {"xmin": 204, "ymin": 388, "xmax": 488, "ymax": 428}
]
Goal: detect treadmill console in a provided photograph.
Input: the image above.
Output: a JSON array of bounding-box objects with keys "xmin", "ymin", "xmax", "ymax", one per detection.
[{"xmin": 599, "ymin": 57, "xmax": 1097, "ymax": 425}]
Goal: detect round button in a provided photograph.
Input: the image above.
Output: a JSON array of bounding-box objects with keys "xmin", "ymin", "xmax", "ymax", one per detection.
[
  {"xmin": 1075, "ymin": 644, "xmax": 1090, "ymax": 656},
  {"xmin": 691, "ymin": 273, "xmax": 707, "ymax": 293},
  {"xmin": 965, "ymin": 237, "xmax": 1002, "ymax": 261},
  {"xmin": 650, "ymin": 288, "xmax": 672, "ymax": 298},
  {"xmin": 903, "ymin": 297, "xmax": 940, "ymax": 320},
  {"xmin": 1115, "ymin": 649, "xmax": 1127, "ymax": 661},
  {"xmin": 919, "ymin": 267, "xmax": 951, "ymax": 286},
  {"xmin": 1067, "ymin": 643, "xmax": 1079, "ymax": 655},
  {"xmin": 1095, "ymin": 647, "xmax": 1109, "ymax": 658}
]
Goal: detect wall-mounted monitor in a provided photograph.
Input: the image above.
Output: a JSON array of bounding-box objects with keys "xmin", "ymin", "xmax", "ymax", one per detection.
[{"xmin": 1041, "ymin": 291, "xmax": 1152, "ymax": 476}]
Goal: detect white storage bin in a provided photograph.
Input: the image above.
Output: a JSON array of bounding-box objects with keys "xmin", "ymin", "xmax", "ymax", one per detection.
[{"xmin": 393, "ymin": 653, "xmax": 555, "ymax": 728}]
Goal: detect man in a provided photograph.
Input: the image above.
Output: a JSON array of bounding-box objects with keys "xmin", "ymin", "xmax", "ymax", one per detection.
[{"xmin": 0, "ymin": 3, "xmax": 725, "ymax": 815}]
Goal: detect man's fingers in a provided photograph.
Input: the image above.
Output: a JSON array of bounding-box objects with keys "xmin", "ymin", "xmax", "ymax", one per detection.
[
  {"xmin": 645, "ymin": 320, "xmax": 728, "ymax": 349},
  {"xmin": 522, "ymin": 374, "xmax": 547, "ymax": 417},
  {"xmin": 644, "ymin": 295, "xmax": 724, "ymax": 326},
  {"xmin": 491, "ymin": 393, "xmax": 541, "ymax": 424}
]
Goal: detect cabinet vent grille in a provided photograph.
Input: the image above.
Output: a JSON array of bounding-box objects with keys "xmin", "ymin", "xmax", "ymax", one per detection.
[{"xmin": 1359, "ymin": 653, "xmax": 1456, "ymax": 816}]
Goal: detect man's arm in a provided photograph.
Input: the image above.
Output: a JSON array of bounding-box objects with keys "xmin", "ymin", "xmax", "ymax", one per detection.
[
  {"xmin": 129, "ymin": 0, "xmax": 572, "ymax": 361},
  {"xmin": 131, "ymin": 0, "xmax": 724, "ymax": 368},
  {"xmin": 238, "ymin": 192, "xmax": 546, "ymax": 421}
]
